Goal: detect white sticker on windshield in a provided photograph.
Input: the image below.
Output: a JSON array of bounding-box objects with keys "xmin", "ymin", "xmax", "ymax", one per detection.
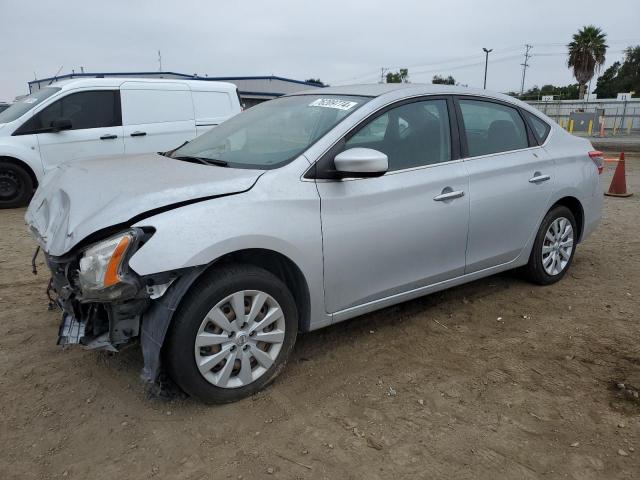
[{"xmin": 309, "ymin": 98, "xmax": 358, "ymax": 110}]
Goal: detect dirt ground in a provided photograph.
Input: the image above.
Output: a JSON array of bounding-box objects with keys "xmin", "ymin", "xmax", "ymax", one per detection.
[{"xmin": 1, "ymin": 155, "xmax": 639, "ymax": 480}]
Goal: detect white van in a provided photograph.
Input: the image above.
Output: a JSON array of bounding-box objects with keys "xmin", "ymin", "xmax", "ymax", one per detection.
[{"xmin": 0, "ymin": 78, "xmax": 242, "ymax": 207}]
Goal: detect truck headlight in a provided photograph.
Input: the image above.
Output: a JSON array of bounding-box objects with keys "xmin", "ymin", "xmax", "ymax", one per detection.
[{"xmin": 78, "ymin": 231, "xmax": 136, "ymax": 294}]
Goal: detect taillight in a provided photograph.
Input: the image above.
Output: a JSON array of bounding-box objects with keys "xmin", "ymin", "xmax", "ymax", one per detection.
[{"xmin": 589, "ymin": 151, "xmax": 604, "ymax": 174}]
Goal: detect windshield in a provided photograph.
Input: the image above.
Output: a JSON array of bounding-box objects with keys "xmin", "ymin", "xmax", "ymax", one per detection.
[
  {"xmin": 173, "ymin": 94, "xmax": 369, "ymax": 169},
  {"xmin": 0, "ymin": 87, "xmax": 61, "ymax": 124}
]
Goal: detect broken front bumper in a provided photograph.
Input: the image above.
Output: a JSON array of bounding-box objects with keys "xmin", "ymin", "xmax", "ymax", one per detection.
[
  {"xmin": 44, "ymin": 249, "xmax": 206, "ymax": 383},
  {"xmin": 46, "ymin": 252, "xmax": 148, "ymax": 352},
  {"xmin": 58, "ymin": 312, "xmax": 85, "ymax": 347}
]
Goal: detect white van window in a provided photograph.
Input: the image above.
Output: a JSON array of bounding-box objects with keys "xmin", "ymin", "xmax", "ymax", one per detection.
[
  {"xmin": 15, "ymin": 90, "xmax": 121, "ymax": 134},
  {"xmin": 0, "ymin": 87, "xmax": 60, "ymax": 124},
  {"xmin": 192, "ymin": 91, "xmax": 232, "ymax": 123},
  {"xmin": 121, "ymin": 89, "xmax": 194, "ymax": 125}
]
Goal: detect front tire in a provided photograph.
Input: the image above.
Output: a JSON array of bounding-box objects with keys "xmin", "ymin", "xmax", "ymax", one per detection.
[
  {"xmin": 0, "ymin": 160, "xmax": 34, "ymax": 208},
  {"xmin": 523, "ymin": 205, "xmax": 577, "ymax": 285},
  {"xmin": 165, "ymin": 265, "xmax": 298, "ymax": 404}
]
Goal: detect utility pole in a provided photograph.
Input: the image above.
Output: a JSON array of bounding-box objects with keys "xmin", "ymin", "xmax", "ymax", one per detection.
[
  {"xmin": 158, "ymin": 50, "xmax": 163, "ymax": 72},
  {"xmin": 379, "ymin": 67, "xmax": 388, "ymax": 83},
  {"xmin": 482, "ymin": 48, "xmax": 492, "ymax": 89},
  {"xmin": 520, "ymin": 44, "xmax": 533, "ymax": 96}
]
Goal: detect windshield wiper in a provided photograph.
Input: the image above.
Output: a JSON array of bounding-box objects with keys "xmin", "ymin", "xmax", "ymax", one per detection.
[
  {"xmin": 160, "ymin": 140, "xmax": 189, "ymax": 158},
  {"xmin": 173, "ymin": 155, "xmax": 229, "ymax": 167}
]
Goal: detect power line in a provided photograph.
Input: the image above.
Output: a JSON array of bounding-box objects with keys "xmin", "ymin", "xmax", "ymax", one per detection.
[
  {"xmin": 520, "ymin": 44, "xmax": 533, "ymax": 95},
  {"xmin": 328, "ymin": 37, "xmax": 640, "ymax": 86}
]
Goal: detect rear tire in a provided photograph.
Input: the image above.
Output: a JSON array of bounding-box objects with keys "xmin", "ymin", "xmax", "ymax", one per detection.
[
  {"xmin": 165, "ymin": 264, "xmax": 298, "ymax": 404},
  {"xmin": 523, "ymin": 205, "xmax": 577, "ymax": 285},
  {"xmin": 0, "ymin": 160, "xmax": 34, "ymax": 208}
]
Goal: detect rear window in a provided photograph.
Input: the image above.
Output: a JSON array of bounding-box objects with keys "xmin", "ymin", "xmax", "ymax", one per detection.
[
  {"xmin": 523, "ymin": 110, "xmax": 551, "ymax": 143},
  {"xmin": 121, "ymin": 89, "xmax": 194, "ymax": 125}
]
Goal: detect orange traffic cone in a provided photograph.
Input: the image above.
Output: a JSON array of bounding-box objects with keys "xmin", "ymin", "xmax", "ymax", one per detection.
[{"xmin": 605, "ymin": 152, "xmax": 633, "ymax": 197}]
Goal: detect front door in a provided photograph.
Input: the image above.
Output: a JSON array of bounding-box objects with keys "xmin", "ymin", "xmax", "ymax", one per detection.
[
  {"xmin": 34, "ymin": 90, "xmax": 124, "ymax": 173},
  {"xmin": 316, "ymin": 98, "xmax": 470, "ymax": 313}
]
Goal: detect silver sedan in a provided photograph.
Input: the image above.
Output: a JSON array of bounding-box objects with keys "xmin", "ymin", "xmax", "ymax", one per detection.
[{"xmin": 26, "ymin": 84, "xmax": 603, "ymax": 403}]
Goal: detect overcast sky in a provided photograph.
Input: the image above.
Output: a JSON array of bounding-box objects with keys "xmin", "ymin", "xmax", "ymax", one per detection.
[{"xmin": 1, "ymin": 0, "xmax": 639, "ymax": 101}]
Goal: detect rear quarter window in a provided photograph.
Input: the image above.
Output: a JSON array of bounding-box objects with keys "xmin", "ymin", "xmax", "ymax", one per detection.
[{"xmin": 523, "ymin": 110, "xmax": 551, "ymax": 144}]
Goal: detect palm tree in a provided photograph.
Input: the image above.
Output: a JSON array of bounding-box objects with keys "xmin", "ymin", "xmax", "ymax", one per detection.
[{"xmin": 567, "ymin": 25, "xmax": 608, "ymax": 99}]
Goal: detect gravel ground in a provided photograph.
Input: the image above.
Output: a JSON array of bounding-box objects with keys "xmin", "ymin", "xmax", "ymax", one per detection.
[{"xmin": 1, "ymin": 155, "xmax": 638, "ymax": 480}]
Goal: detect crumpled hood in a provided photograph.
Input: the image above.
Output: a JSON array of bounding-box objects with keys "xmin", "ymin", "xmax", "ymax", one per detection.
[{"xmin": 25, "ymin": 153, "xmax": 263, "ymax": 256}]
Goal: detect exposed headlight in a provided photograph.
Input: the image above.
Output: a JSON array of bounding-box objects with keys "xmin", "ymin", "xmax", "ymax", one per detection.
[{"xmin": 78, "ymin": 231, "xmax": 136, "ymax": 295}]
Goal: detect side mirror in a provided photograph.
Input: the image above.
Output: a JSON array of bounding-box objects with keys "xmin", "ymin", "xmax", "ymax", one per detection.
[
  {"xmin": 50, "ymin": 118, "xmax": 72, "ymax": 132},
  {"xmin": 334, "ymin": 148, "xmax": 388, "ymax": 178}
]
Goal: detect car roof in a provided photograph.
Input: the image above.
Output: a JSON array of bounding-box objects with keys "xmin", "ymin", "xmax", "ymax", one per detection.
[
  {"xmin": 291, "ymin": 83, "xmax": 530, "ymax": 109},
  {"xmin": 42, "ymin": 77, "xmax": 238, "ymax": 93}
]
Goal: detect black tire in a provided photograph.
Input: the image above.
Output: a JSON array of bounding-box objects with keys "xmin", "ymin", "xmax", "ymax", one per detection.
[
  {"xmin": 0, "ymin": 160, "xmax": 34, "ymax": 209},
  {"xmin": 164, "ymin": 264, "xmax": 298, "ymax": 404},
  {"xmin": 523, "ymin": 205, "xmax": 577, "ymax": 285}
]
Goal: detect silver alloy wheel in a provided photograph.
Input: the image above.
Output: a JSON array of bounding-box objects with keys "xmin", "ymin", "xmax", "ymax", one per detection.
[
  {"xmin": 542, "ymin": 217, "xmax": 574, "ymax": 276},
  {"xmin": 194, "ymin": 290, "xmax": 285, "ymax": 389}
]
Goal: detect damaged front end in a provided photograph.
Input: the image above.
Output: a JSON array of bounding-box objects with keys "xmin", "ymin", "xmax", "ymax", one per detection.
[
  {"xmin": 42, "ymin": 225, "xmax": 205, "ymax": 385},
  {"xmin": 47, "ymin": 227, "xmax": 153, "ymax": 351}
]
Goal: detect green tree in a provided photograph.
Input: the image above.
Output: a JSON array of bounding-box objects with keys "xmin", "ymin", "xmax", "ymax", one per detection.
[
  {"xmin": 595, "ymin": 46, "xmax": 640, "ymax": 98},
  {"xmin": 432, "ymin": 75, "xmax": 456, "ymax": 85},
  {"xmin": 508, "ymin": 83, "xmax": 580, "ymax": 100},
  {"xmin": 567, "ymin": 25, "xmax": 608, "ymax": 99},
  {"xmin": 594, "ymin": 62, "xmax": 621, "ymax": 98},
  {"xmin": 386, "ymin": 68, "xmax": 409, "ymax": 83},
  {"xmin": 619, "ymin": 46, "xmax": 640, "ymax": 94},
  {"xmin": 305, "ymin": 78, "xmax": 326, "ymax": 86}
]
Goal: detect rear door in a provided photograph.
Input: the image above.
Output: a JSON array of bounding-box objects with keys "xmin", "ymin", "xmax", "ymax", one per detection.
[
  {"xmin": 456, "ymin": 97, "xmax": 556, "ymax": 273},
  {"xmin": 316, "ymin": 97, "xmax": 470, "ymax": 313},
  {"xmin": 28, "ymin": 90, "xmax": 124, "ymax": 172},
  {"xmin": 120, "ymin": 82, "xmax": 196, "ymax": 154}
]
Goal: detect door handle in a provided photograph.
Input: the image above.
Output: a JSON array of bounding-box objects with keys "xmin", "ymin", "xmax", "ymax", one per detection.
[
  {"xmin": 529, "ymin": 174, "xmax": 551, "ymax": 183},
  {"xmin": 131, "ymin": 131, "xmax": 147, "ymax": 137},
  {"xmin": 100, "ymin": 134, "xmax": 118, "ymax": 140},
  {"xmin": 433, "ymin": 190, "xmax": 465, "ymax": 201}
]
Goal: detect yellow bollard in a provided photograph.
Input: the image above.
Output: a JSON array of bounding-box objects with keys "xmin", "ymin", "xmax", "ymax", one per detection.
[
  {"xmin": 568, "ymin": 119, "xmax": 574, "ymax": 133},
  {"xmin": 628, "ymin": 119, "xmax": 633, "ymax": 134},
  {"xmin": 614, "ymin": 124, "xmax": 618, "ymax": 135},
  {"xmin": 588, "ymin": 120, "xmax": 593, "ymax": 135}
]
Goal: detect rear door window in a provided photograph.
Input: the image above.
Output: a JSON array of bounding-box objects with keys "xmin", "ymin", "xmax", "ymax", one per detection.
[{"xmin": 459, "ymin": 99, "xmax": 529, "ymax": 157}]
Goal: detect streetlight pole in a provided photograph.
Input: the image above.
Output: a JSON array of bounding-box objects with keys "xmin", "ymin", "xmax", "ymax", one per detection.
[{"xmin": 483, "ymin": 48, "xmax": 492, "ymax": 89}]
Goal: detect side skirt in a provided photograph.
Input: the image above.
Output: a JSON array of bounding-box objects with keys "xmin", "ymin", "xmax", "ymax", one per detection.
[{"xmin": 329, "ymin": 257, "xmax": 527, "ymax": 325}]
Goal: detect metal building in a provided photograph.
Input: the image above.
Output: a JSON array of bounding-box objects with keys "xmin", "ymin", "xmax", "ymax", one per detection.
[{"xmin": 28, "ymin": 72, "xmax": 324, "ymax": 107}]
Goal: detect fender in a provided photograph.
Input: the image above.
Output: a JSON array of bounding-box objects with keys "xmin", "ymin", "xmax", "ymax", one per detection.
[
  {"xmin": 139, "ymin": 265, "xmax": 206, "ymax": 383},
  {"xmin": 0, "ymin": 140, "xmax": 44, "ymax": 181}
]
